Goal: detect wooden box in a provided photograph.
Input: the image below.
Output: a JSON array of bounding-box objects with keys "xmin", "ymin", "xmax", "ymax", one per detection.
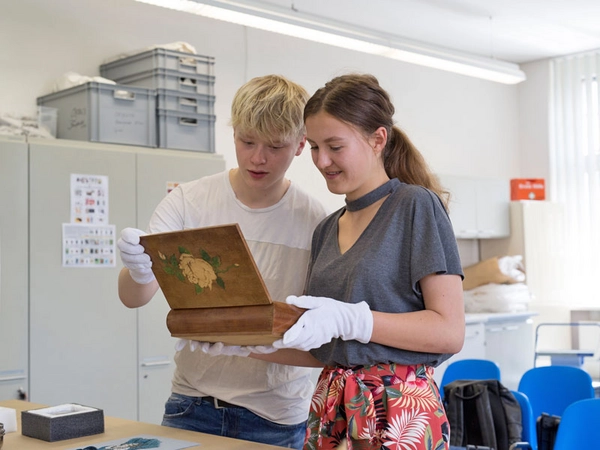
[{"xmin": 140, "ymin": 224, "xmax": 304, "ymax": 345}]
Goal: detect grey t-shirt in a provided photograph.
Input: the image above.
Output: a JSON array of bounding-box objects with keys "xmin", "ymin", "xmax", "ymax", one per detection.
[{"xmin": 307, "ymin": 179, "xmax": 463, "ymax": 367}]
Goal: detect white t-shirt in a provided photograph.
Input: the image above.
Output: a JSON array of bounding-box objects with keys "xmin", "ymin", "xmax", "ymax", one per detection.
[{"xmin": 147, "ymin": 170, "xmax": 328, "ymax": 424}]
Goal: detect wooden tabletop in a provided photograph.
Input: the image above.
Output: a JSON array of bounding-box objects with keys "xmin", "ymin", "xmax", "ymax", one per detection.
[{"xmin": 0, "ymin": 399, "xmax": 286, "ymax": 449}]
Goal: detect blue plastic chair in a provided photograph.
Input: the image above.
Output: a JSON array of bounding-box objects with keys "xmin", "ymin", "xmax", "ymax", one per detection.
[
  {"xmin": 440, "ymin": 359, "xmax": 501, "ymax": 399},
  {"xmin": 553, "ymin": 398, "xmax": 600, "ymax": 449},
  {"xmin": 511, "ymin": 390, "xmax": 537, "ymax": 450},
  {"xmin": 517, "ymin": 365, "xmax": 595, "ymax": 420}
]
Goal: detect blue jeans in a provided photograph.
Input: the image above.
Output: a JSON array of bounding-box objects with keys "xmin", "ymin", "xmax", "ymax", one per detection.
[{"xmin": 161, "ymin": 393, "xmax": 307, "ymax": 449}]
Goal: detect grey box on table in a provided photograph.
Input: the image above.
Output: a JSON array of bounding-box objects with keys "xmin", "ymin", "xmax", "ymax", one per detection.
[{"xmin": 21, "ymin": 403, "xmax": 104, "ymax": 442}]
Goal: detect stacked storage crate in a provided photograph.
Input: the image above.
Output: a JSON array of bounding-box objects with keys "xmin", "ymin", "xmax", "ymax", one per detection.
[
  {"xmin": 100, "ymin": 49, "xmax": 216, "ymax": 153},
  {"xmin": 37, "ymin": 82, "xmax": 157, "ymax": 148}
]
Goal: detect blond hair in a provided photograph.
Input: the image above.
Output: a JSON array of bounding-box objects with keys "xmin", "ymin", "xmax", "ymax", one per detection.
[{"xmin": 230, "ymin": 75, "xmax": 309, "ymax": 144}]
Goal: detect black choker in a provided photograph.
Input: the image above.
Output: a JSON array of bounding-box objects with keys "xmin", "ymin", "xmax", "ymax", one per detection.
[{"xmin": 345, "ymin": 179, "xmax": 399, "ymax": 212}]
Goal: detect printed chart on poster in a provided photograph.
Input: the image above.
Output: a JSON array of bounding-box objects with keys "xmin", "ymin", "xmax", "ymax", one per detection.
[
  {"xmin": 62, "ymin": 223, "xmax": 116, "ymax": 268},
  {"xmin": 70, "ymin": 173, "xmax": 109, "ymax": 224}
]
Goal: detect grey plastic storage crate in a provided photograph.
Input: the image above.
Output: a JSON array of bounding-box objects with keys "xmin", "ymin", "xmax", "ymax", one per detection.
[
  {"xmin": 157, "ymin": 109, "xmax": 215, "ymax": 153},
  {"xmin": 100, "ymin": 48, "xmax": 214, "ymax": 80},
  {"xmin": 37, "ymin": 82, "xmax": 156, "ymax": 147},
  {"xmin": 157, "ymin": 89, "xmax": 215, "ymax": 115},
  {"xmin": 102, "ymin": 68, "xmax": 215, "ymax": 96}
]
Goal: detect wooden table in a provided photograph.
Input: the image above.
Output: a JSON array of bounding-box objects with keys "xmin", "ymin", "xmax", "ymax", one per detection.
[{"xmin": 0, "ymin": 399, "xmax": 286, "ymax": 449}]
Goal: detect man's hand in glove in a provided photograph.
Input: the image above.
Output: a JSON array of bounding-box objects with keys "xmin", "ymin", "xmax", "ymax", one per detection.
[
  {"xmin": 273, "ymin": 295, "xmax": 373, "ymax": 351},
  {"xmin": 175, "ymin": 339, "xmax": 278, "ymax": 357},
  {"xmin": 117, "ymin": 227, "xmax": 155, "ymax": 285}
]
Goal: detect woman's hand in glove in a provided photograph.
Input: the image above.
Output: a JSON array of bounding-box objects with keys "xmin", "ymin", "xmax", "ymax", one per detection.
[{"xmin": 273, "ymin": 295, "xmax": 373, "ymax": 351}]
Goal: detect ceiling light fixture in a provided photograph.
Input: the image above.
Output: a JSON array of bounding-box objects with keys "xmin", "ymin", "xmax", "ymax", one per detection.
[{"xmin": 135, "ymin": 0, "xmax": 526, "ymax": 84}]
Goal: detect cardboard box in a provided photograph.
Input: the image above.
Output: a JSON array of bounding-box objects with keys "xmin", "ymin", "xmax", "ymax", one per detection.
[
  {"xmin": 510, "ymin": 178, "xmax": 545, "ymax": 200},
  {"xmin": 21, "ymin": 404, "xmax": 104, "ymax": 442}
]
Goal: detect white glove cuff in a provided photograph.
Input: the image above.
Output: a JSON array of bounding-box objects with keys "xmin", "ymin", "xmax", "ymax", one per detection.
[
  {"xmin": 129, "ymin": 268, "xmax": 155, "ymax": 285},
  {"xmin": 353, "ymin": 301, "xmax": 374, "ymax": 344}
]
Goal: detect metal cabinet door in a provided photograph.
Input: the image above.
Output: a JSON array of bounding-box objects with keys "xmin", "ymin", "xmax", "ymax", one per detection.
[
  {"xmin": 0, "ymin": 136, "xmax": 29, "ymax": 400},
  {"xmin": 136, "ymin": 148, "xmax": 225, "ymax": 424},
  {"xmin": 28, "ymin": 139, "xmax": 138, "ymax": 419}
]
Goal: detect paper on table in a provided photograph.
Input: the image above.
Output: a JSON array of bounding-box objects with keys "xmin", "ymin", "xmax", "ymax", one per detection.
[
  {"xmin": 68, "ymin": 434, "xmax": 198, "ymax": 450},
  {"xmin": 0, "ymin": 406, "xmax": 17, "ymax": 433}
]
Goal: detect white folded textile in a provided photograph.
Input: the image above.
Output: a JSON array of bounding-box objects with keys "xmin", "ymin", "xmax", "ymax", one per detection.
[
  {"xmin": 0, "ymin": 113, "xmax": 55, "ymax": 139},
  {"xmin": 464, "ymin": 282, "xmax": 532, "ymax": 313},
  {"xmin": 498, "ymin": 255, "xmax": 526, "ymax": 282},
  {"xmin": 50, "ymin": 71, "xmax": 116, "ymax": 93},
  {"xmin": 102, "ymin": 41, "xmax": 198, "ymax": 65}
]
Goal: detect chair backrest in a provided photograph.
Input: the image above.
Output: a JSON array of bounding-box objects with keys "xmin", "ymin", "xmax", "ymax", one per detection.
[
  {"xmin": 511, "ymin": 389, "xmax": 537, "ymax": 449},
  {"xmin": 517, "ymin": 365, "xmax": 595, "ymax": 419},
  {"xmin": 553, "ymin": 398, "xmax": 600, "ymax": 449},
  {"xmin": 440, "ymin": 359, "xmax": 501, "ymax": 399}
]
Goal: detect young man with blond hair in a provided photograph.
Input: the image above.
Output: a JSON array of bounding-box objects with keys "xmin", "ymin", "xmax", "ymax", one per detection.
[{"xmin": 117, "ymin": 75, "xmax": 327, "ymax": 449}]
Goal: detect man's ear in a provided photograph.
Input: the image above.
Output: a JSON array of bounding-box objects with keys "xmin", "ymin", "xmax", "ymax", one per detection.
[
  {"xmin": 295, "ymin": 136, "xmax": 307, "ymax": 156},
  {"xmin": 370, "ymin": 127, "xmax": 388, "ymax": 154}
]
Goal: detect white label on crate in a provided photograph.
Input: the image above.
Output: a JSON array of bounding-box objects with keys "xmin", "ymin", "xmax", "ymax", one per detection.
[{"xmin": 68, "ymin": 107, "xmax": 87, "ymax": 130}]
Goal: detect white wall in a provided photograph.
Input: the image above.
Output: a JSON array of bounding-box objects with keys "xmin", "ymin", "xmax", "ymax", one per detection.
[
  {"xmin": 518, "ymin": 59, "xmax": 552, "ymax": 182},
  {"xmin": 0, "ymin": 0, "xmax": 525, "ymax": 214}
]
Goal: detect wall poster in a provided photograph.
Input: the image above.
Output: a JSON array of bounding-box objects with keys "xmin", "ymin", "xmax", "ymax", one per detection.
[
  {"xmin": 62, "ymin": 223, "xmax": 116, "ymax": 268},
  {"xmin": 70, "ymin": 173, "xmax": 109, "ymax": 224}
]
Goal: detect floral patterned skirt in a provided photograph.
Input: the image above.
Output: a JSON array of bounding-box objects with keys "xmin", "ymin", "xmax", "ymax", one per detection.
[{"xmin": 304, "ymin": 363, "xmax": 450, "ymax": 450}]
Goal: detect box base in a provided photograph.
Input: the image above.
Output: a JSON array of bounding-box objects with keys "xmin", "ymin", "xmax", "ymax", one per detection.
[
  {"xmin": 167, "ymin": 303, "xmax": 305, "ymax": 346},
  {"xmin": 21, "ymin": 404, "xmax": 104, "ymax": 442}
]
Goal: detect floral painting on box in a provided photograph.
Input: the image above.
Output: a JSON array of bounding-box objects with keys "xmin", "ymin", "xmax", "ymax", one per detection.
[{"xmin": 158, "ymin": 246, "xmax": 239, "ymax": 295}]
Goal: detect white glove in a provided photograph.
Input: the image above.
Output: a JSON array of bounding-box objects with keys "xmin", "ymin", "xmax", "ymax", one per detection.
[
  {"xmin": 175, "ymin": 340, "xmax": 278, "ymax": 357},
  {"xmin": 200, "ymin": 342, "xmax": 252, "ymax": 357},
  {"xmin": 273, "ymin": 295, "xmax": 373, "ymax": 351},
  {"xmin": 200, "ymin": 342, "xmax": 279, "ymax": 357},
  {"xmin": 118, "ymin": 227, "xmax": 155, "ymax": 284},
  {"xmin": 175, "ymin": 339, "xmax": 200, "ymax": 352}
]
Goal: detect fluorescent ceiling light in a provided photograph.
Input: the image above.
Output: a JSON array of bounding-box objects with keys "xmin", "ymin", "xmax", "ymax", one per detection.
[{"xmin": 135, "ymin": 0, "xmax": 526, "ymax": 84}]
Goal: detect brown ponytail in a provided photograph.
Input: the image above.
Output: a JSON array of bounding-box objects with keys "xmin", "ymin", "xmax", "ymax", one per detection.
[
  {"xmin": 385, "ymin": 127, "xmax": 450, "ymax": 210},
  {"xmin": 305, "ymin": 73, "xmax": 450, "ymax": 210}
]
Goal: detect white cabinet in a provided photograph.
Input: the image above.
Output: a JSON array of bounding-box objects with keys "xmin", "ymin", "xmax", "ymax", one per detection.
[
  {"xmin": 28, "ymin": 139, "xmax": 139, "ymax": 419},
  {"xmin": 0, "ymin": 137, "xmax": 29, "ymax": 401},
  {"xmin": 136, "ymin": 149, "xmax": 226, "ymax": 424},
  {"xmin": 485, "ymin": 315, "xmax": 535, "ymax": 390},
  {"xmin": 439, "ymin": 175, "xmax": 510, "ymax": 239},
  {"xmin": 434, "ymin": 314, "xmax": 535, "ymax": 391},
  {"xmin": 434, "ymin": 322, "xmax": 486, "ymax": 385},
  {"xmin": 480, "ymin": 201, "xmax": 566, "ymax": 306},
  {"xmin": 12, "ymin": 138, "xmax": 225, "ymax": 422}
]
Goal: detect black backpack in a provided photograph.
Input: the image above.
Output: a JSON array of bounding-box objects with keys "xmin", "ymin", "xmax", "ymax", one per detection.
[
  {"xmin": 444, "ymin": 379, "xmax": 523, "ymax": 450},
  {"xmin": 536, "ymin": 412, "xmax": 560, "ymax": 450}
]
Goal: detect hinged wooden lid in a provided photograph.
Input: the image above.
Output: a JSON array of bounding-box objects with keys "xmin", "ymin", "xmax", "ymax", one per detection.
[{"xmin": 140, "ymin": 224, "xmax": 272, "ymax": 309}]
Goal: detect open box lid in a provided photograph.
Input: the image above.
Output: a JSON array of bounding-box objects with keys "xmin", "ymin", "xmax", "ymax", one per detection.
[{"xmin": 140, "ymin": 224, "xmax": 272, "ymax": 309}]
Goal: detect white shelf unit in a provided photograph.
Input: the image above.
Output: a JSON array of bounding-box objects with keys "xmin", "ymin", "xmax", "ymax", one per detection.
[{"xmin": 438, "ymin": 174, "xmax": 510, "ymax": 239}]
